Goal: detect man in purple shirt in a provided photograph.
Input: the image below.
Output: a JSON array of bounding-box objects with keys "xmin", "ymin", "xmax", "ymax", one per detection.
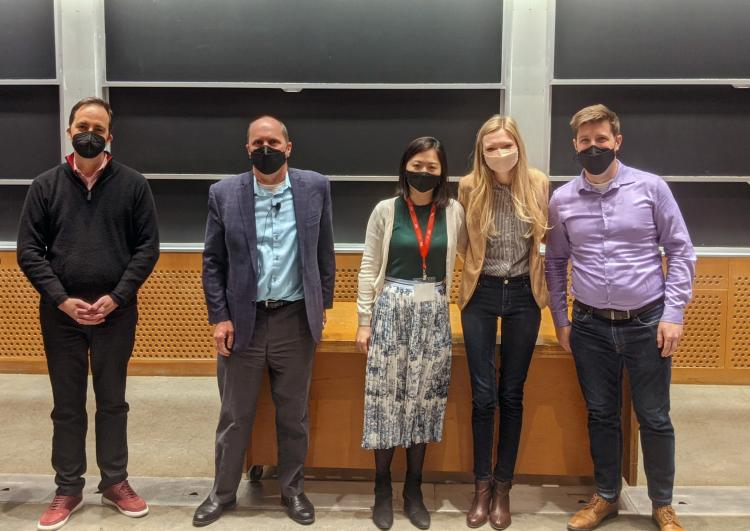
[{"xmin": 545, "ymin": 104, "xmax": 695, "ymax": 531}]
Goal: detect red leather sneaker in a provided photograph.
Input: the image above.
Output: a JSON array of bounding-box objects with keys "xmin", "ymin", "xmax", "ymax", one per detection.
[
  {"xmin": 37, "ymin": 494, "xmax": 83, "ymax": 530},
  {"xmin": 101, "ymin": 480, "xmax": 149, "ymax": 517}
]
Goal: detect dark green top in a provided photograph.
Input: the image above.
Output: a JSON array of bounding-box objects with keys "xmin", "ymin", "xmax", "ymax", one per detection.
[{"xmin": 385, "ymin": 197, "xmax": 447, "ymax": 281}]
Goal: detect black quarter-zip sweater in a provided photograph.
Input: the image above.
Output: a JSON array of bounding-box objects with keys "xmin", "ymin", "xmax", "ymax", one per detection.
[{"xmin": 17, "ymin": 159, "xmax": 160, "ymax": 307}]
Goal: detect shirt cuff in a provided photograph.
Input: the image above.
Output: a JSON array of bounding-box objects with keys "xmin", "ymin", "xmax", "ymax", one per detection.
[
  {"xmin": 358, "ymin": 313, "xmax": 372, "ymax": 327},
  {"xmin": 52, "ymin": 293, "xmax": 69, "ymax": 307},
  {"xmin": 660, "ymin": 305, "xmax": 684, "ymax": 325},
  {"xmin": 551, "ymin": 309, "xmax": 570, "ymax": 328}
]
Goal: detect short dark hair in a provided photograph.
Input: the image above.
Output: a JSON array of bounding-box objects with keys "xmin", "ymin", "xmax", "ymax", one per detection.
[
  {"xmin": 397, "ymin": 136, "xmax": 450, "ymax": 209},
  {"xmin": 68, "ymin": 97, "xmax": 113, "ymax": 132}
]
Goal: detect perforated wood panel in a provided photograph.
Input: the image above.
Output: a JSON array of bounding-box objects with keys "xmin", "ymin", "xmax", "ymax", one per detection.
[
  {"xmin": 133, "ymin": 269, "xmax": 214, "ymax": 359},
  {"xmin": 332, "ymin": 253, "xmax": 463, "ymax": 304},
  {"xmin": 0, "ymin": 267, "xmax": 43, "ymax": 357},
  {"xmin": 674, "ymin": 292, "xmax": 725, "ymax": 368},
  {"xmin": 729, "ymin": 265, "xmax": 750, "ymax": 368},
  {"xmin": 2, "ymin": 251, "xmax": 750, "ymax": 382},
  {"xmin": 673, "ymin": 260, "xmax": 729, "ymax": 369},
  {"xmin": 450, "ymin": 268, "xmax": 462, "ymax": 304}
]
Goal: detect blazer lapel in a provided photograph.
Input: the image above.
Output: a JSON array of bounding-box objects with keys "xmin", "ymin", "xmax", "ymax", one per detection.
[
  {"xmin": 289, "ymin": 169, "xmax": 307, "ymax": 267},
  {"xmin": 238, "ymin": 172, "xmax": 259, "ymax": 275}
]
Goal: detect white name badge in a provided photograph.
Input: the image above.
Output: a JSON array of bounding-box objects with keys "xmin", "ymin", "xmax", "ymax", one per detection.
[{"xmin": 412, "ymin": 282, "xmax": 436, "ymax": 304}]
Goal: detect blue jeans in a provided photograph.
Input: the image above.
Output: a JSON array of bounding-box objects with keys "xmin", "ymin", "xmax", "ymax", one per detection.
[
  {"xmin": 461, "ymin": 275, "xmax": 541, "ymax": 481},
  {"xmin": 570, "ymin": 302, "xmax": 675, "ymax": 506}
]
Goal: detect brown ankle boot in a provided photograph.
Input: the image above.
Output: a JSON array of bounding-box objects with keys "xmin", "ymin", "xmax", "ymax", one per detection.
[
  {"xmin": 489, "ymin": 480, "xmax": 511, "ymax": 530},
  {"xmin": 466, "ymin": 478, "xmax": 493, "ymax": 528},
  {"xmin": 567, "ymin": 493, "xmax": 618, "ymax": 531}
]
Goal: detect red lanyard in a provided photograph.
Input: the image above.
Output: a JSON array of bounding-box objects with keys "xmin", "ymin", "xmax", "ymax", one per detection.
[{"xmin": 405, "ymin": 197, "xmax": 437, "ymax": 281}]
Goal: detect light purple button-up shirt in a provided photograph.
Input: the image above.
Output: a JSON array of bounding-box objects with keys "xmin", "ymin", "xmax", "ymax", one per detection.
[{"xmin": 545, "ymin": 162, "xmax": 696, "ymax": 328}]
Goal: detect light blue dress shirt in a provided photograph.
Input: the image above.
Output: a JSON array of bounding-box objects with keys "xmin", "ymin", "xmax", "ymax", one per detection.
[{"xmin": 253, "ymin": 173, "xmax": 304, "ymax": 302}]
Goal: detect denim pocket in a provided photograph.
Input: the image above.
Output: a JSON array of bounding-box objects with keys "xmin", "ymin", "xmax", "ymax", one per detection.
[
  {"xmin": 634, "ymin": 304, "xmax": 664, "ymax": 327},
  {"xmin": 572, "ymin": 304, "xmax": 593, "ymax": 323}
]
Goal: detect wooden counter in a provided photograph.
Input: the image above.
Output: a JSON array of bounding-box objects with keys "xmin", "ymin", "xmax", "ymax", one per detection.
[{"xmin": 244, "ymin": 301, "xmax": 614, "ymax": 480}]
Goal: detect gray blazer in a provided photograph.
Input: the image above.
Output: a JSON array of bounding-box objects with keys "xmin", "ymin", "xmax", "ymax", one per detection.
[{"xmin": 202, "ymin": 168, "xmax": 335, "ymax": 350}]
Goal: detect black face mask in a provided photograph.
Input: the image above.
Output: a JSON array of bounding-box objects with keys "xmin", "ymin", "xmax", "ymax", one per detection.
[
  {"xmin": 576, "ymin": 145, "xmax": 616, "ymax": 176},
  {"xmin": 405, "ymin": 171, "xmax": 440, "ymax": 193},
  {"xmin": 251, "ymin": 145, "xmax": 287, "ymax": 175},
  {"xmin": 72, "ymin": 132, "xmax": 107, "ymax": 159}
]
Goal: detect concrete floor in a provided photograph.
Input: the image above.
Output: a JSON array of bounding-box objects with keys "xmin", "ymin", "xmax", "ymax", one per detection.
[
  {"xmin": 1, "ymin": 374, "xmax": 749, "ymax": 530},
  {"xmin": 2, "ymin": 505, "xmax": 750, "ymax": 531}
]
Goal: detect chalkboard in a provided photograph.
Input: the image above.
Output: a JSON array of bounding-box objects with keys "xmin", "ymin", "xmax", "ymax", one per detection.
[
  {"xmin": 550, "ymin": 85, "xmax": 750, "ymax": 176},
  {"xmin": 0, "ymin": 0, "xmax": 56, "ymax": 79},
  {"xmin": 555, "ymin": 0, "xmax": 750, "ymax": 79},
  {"xmin": 148, "ymin": 180, "xmax": 421, "ymax": 244},
  {"xmin": 105, "ymin": 0, "xmax": 503, "ymax": 83},
  {"xmin": 0, "ymin": 86, "xmax": 61, "ymax": 181},
  {"xmin": 7, "ymin": 180, "xmax": 748, "ymax": 247},
  {"xmin": 0, "ymin": 185, "xmax": 28, "ymax": 242},
  {"xmin": 108, "ymin": 87, "xmax": 500, "ymax": 176},
  {"xmin": 549, "ymin": 182, "xmax": 750, "ymax": 248}
]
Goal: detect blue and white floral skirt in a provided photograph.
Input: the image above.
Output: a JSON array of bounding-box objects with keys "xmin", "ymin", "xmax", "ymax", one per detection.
[{"xmin": 361, "ymin": 278, "xmax": 452, "ymax": 449}]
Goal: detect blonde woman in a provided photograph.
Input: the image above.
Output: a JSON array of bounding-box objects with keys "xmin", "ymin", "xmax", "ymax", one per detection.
[
  {"xmin": 356, "ymin": 137, "xmax": 465, "ymax": 530},
  {"xmin": 458, "ymin": 116, "xmax": 549, "ymax": 530}
]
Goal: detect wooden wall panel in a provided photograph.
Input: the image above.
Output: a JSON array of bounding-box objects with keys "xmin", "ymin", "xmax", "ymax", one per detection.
[
  {"xmin": 134, "ymin": 263, "xmax": 213, "ymax": 360},
  {"xmin": 674, "ymin": 291, "xmax": 726, "ymax": 368},
  {"xmin": 0, "ymin": 264, "xmax": 43, "ymax": 358},
  {"xmin": 729, "ymin": 260, "xmax": 750, "ymax": 368},
  {"xmin": 1, "ymin": 251, "xmax": 749, "ymax": 383}
]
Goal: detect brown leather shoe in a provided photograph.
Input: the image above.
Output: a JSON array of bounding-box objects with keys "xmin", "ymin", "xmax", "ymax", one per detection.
[
  {"xmin": 466, "ymin": 478, "xmax": 493, "ymax": 528},
  {"xmin": 652, "ymin": 505, "xmax": 685, "ymax": 531},
  {"xmin": 488, "ymin": 480, "xmax": 511, "ymax": 530},
  {"xmin": 566, "ymin": 494, "xmax": 618, "ymax": 531}
]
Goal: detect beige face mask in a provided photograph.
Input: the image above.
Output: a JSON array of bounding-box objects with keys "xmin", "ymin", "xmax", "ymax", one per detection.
[{"xmin": 484, "ymin": 148, "xmax": 518, "ymax": 174}]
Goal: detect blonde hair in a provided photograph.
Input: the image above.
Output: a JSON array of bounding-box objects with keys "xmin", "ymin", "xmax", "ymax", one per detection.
[
  {"xmin": 467, "ymin": 115, "xmax": 547, "ymax": 241},
  {"xmin": 569, "ymin": 104, "xmax": 620, "ymax": 138}
]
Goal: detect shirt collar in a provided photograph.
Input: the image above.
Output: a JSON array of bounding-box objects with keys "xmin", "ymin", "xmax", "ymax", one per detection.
[
  {"xmin": 66, "ymin": 151, "xmax": 112, "ymax": 180},
  {"xmin": 253, "ymin": 171, "xmax": 290, "ymax": 197},
  {"xmin": 575, "ymin": 160, "xmax": 635, "ymax": 193}
]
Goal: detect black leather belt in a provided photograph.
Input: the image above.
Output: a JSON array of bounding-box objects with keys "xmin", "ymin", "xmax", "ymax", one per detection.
[
  {"xmin": 573, "ymin": 298, "xmax": 664, "ymax": 322},
  {"xmin": 478, "ymin": 274, "xmax": 530, "ymax": 286},
  {"xmin": 257, "ymin": 299, "xmax": 295, "ymax": 310}
]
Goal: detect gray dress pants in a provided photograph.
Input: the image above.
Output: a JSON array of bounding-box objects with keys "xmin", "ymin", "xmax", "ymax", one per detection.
[{"xmin": 210, "ymin": 300, "xmax": 316, "ymax": 501}]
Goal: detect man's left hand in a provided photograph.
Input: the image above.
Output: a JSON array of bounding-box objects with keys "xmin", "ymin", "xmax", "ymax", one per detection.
[
  {"xmin": 322, "ymin": 309, "xmax": 327, "ymax": 328},
  {"xmin": 89, "ymin": 295, "xmax": 119, "ymax": 321},
  {"xmin": 657, "ymin": 321, "xmax": 683, "ymax": 358}
]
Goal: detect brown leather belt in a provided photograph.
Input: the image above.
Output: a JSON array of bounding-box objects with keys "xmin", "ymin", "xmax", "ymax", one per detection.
[{"xmin": 573, "ymin": 298, "xmax": 664, "ymax": 322}]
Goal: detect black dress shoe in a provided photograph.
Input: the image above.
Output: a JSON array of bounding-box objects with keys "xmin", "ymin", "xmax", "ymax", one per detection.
[
  {"xmin": 192, "ymin": 496, "xmax": 237, "ymax": 527},
  {"xmin": 281, "ymin": 493, "xmax": 315, "ymax": 525}
]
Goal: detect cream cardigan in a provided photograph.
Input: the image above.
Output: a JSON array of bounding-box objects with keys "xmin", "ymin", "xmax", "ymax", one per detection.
[{"xmin": 357, "ymin": 197, "xmax": 466, "ymax": 326}]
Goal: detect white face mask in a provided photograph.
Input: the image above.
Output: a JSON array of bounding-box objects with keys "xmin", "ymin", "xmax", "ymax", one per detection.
[{"xmin": 484, "ymin": 148, "xmax": 518, "ymax": 174}]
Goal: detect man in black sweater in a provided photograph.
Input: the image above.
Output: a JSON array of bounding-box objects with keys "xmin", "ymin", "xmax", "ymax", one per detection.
[{"xmin": 17, "ymin": 97, "xmax": 159, "ymax": 531}]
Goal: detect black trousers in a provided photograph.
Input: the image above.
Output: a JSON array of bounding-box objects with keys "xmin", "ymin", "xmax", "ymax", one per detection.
[
  {"xmin": 39, "ymin": 301, "xmax": 137, "ymax": 495},
  {"xmin": 210, "ymin": 300, "xmax": 316, "ymax": 502}
]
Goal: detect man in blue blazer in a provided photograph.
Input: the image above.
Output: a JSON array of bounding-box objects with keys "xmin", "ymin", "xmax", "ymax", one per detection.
[{"xmin": 194, "ymin": 116, "xmax": 335, "ymax": 527}]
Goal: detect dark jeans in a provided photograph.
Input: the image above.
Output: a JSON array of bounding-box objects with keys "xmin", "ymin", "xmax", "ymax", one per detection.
[
  {"xmin": 570, "ymin": 302, "xmax": 674, "ymax": 506},
  {"xmin": 39, "ymin": 301, "xmax": 138, "ymax": 496},
  {"xmin": 460, "ymin": 275, "xmax": 541, "ymax": 482},
  {"xmin": 210, "ymin": 300, "xmax": 316, "ymax": 502}
]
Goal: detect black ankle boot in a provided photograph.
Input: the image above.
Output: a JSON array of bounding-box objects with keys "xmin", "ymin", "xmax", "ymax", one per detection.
[
  {"xmin": 372, "ymin": 476, "xmax": 393, "ymax": 530},
  {"xmin": 403, "ymin": 475, "xmax": 430, "ymax": 529}
]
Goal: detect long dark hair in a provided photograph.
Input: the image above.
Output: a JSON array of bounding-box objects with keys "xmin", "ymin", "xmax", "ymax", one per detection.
[{"xmin": 397, "ymin": 136, "xmax": 450, "ymax": 209}]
